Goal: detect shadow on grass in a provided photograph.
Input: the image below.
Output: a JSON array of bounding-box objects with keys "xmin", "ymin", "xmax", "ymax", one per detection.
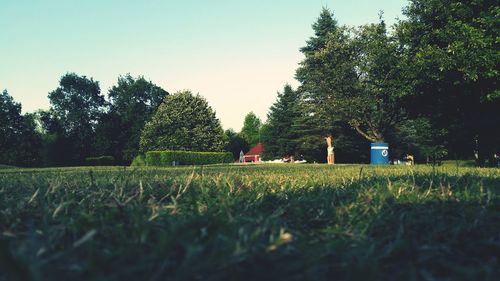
[{"xmin": 0, "ymin": 171, "xmax": 498, "ymax": 281}]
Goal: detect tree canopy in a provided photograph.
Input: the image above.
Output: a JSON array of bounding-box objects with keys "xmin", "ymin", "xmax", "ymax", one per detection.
[
  {"xmin": 4, "ymin": 0, "xmax": 499, "ymax": 166},
  {"xmin": 261, "ymin": 85, "xmax": 300, "ymax": 160},
  {"xmin": 0, "ymin": 90, "xmax": 42, "ymax": 166},
  {"xmin": 96, "ymin": 74, "xmax": 168, "ymax": 163},
  {"xmin": 44, "ymin": 73, "xmax": 105, "ymax": 165},
  {"xmin": 239, "ymin": 112, "xmax": 262, "ymax": 148},
  {"xmin": 397, "ymin": 0, "xmax": 500, "ymax": 163},
  {"xmin": 140, "ymin": 91, "xmax": 225, "ymax": 152}
]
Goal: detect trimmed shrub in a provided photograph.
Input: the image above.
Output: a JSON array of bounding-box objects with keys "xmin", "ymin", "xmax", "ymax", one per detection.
[
  {"xmin": 145, "ymin": 151, "xmax": 162, "ymax": 166},
  {"xmin": 145, "ymin": 151, "xmax": 233, "ymax": 166},
  {"xmin": 85, "ymin": 156, "xmax": 115, "ymax": 166}
]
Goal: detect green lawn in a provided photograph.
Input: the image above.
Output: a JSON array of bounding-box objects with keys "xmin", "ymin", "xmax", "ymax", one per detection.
[{"xmin": 1, "ymin": 164, "xmax": 499, "ymax": 281}]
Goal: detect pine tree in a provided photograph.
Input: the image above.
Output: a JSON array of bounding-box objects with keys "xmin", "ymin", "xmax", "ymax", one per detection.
[
  {"xmin": 300, "ymin": 7, "xmax": 338, "ymax": 55},
  {"xmin": 294, "ymin": 8, "xmax": 360, "ymax": 162},
  {"xmin": 261, "ymin": 85, "xmax": 301, "ymax": 159}
]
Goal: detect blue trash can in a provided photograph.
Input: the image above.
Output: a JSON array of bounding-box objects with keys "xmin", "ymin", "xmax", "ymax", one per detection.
[{"xmin": 371, "ymin": 143, "xmax": 389, "ymax": 165}]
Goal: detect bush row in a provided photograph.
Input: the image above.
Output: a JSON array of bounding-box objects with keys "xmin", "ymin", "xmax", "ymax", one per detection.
[
  {"xmin": 84, "ymin": 156, "xmax": 115, "ymax": 166},
  {"xmin": 143, "ymin": 151, "xmax": 233, "ymax": 166}
]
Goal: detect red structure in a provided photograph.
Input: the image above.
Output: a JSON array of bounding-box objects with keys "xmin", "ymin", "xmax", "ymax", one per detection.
[{"xmin": 243, "ymin": 143, "xmax": 264, "ymax": 163}]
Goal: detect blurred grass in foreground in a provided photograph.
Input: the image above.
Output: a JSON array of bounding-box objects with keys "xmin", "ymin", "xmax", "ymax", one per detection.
[{"xmin": 0, "ymin": 164, "xmax": 498, "ymax": 281}]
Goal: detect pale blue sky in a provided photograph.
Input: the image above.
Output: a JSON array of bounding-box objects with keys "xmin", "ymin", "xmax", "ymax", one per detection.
[{"xmin": 0, "ymin": 0, "xmax": 408, "ymax": 130}]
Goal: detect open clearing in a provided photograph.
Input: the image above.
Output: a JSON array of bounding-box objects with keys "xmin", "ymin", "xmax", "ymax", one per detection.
[{"xmin": 1, "ymin": 164, "xmax": 499, "ymax": 280}]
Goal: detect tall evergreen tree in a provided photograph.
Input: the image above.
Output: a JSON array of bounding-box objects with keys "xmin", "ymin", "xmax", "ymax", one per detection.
[
  {"xmin": 261, "ymin": 85, "xmax": 301, "ymax": 159},
  {"xmin": 300, "ymin": 7, "xmax": 338, "ymax": 55},
  {"xmin": 294, "ymin": 8, "xmax": 367, "ymax": 162},
  {"xmin": 295, "ymin": 9, "xmax": 407, "ymax": 162}
]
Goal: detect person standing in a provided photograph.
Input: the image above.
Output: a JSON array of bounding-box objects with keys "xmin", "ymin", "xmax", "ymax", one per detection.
[
  {"xmin": 239, "ymin": 150, "xmax": 245, "ymax": 163},
  {"xmin": 325, "ymin": 135, "xmax": 335, "ymax": 165}
]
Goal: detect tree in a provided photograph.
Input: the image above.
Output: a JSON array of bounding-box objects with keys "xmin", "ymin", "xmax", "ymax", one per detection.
[
  {"xmin": 140, "ymin": 91, "xmax": 225, "ymax": 152},
  {"xmin": 239, "ymin": 112, "xmax": 262, "ymax": 147},
  {"xmin": 344, "ymin": 18, "xmax": 407, "ymax": 143},
  {"xmin": 296, "ymin": 7, "xmax": 342, "ymax": 104},
  {"xmin": 395, "ymin": 117, "xmax": 448, "ymax": 164},
  {"xmin": 300, "ymin": 7, "xmax": 338, "ymax": 55},
  {"xmin": 261, "ymin": 85, "xmax": 301, "ymax": 159},
  {"xmin": 294, "ymin": 8, "xmax": 369, "ymax": 162},
  {"xmin": 0, "ymin": 89, "xmax": 23, "ymax": 164},
  {"xmin": 224, "ymin": 129, "xmax": 249, "ymax": 160},
  {"xmin": 397, "ymin": 0, "xmax": 500, "ymax": 161},
  {"xmin": 0, "ymin": 90, "xmax": 42, "ymax": 166},
  {"xmin": 96, "ymin": 74, "xmax": 168, "ymax": 163},
  {"xmin": 14, "ymin": 113, "xmax": 43, "ymax": 167},
  {"xmin": 46, "ymin": 73, "xmax": 105, "ymax": 165}
]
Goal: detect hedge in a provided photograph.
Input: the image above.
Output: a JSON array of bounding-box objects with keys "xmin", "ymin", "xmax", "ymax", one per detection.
[
  {"xmin": 85, "ymin": 156, "xmax": 115, "ymax": 166},
  {"xmin": 145, "ymin": 151, "xmax": 233, "ymax": 166}
]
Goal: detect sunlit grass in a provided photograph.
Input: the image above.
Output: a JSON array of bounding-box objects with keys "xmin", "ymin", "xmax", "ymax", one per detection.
[{"xmin": 0, "ymin": 164, "xmax": 498, "ymax": 280}]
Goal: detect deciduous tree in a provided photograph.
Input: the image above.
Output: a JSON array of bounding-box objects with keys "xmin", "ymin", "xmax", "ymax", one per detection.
[
  {"xmin": 240, "ymin": 112, "xmax": 262, "ymax": 147},
  {"xmin": 397, "ymin": 0, "xmax": 500, "ymax": 161},
  {"xmin": 140, "ymin": 91, "xmax": 225, "ymax": 152},
  {"xmin": 46, "ymin": 73, "xmax": 105, "ymax": 165},
  {"xmin": 0, "ymin": 90, "xmax": 42, "ymax": 166},
  {"xmin": 224, "ymin": 129, "xmax": 249, "ymax": 160},
  {"xmin": 96, "ymin": 74, "xmax": 168, "ymax": 163}
]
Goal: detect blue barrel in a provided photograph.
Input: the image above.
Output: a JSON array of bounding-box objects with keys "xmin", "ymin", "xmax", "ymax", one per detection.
[{"xmin": 370, "ymin": 143, "xmax": 389, "ymax": 165}]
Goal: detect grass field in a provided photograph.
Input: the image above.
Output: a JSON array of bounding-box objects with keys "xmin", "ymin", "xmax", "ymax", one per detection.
[{"xmin": 0, "ymin": 164, "xmax": 499, "ymax": 280}]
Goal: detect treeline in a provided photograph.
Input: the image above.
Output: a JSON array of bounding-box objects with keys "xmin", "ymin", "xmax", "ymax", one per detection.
[
  {"xmin": 1, "ymin": 74, "xmax": 168, "ymax": 166},
  {"xmin": 1, "ymin": 0, "xmax": 498, "ymax": 167},
  {"xmin": 0, "ymin": 71, "xmax": 261, "ymax": 167},
  {"xmin": 261, "ymin": 0, "xmax": 499, "ymax": 165}
]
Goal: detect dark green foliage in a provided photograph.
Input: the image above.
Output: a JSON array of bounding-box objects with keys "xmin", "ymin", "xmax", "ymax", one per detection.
[
  {"xmin": 96, "ymin": 75, "xmax": 168, "ymax": 164},
  {"xmin": 261, "ymin": 85, "xmax": 301, "ymax": 160},
  {"xmin": 140, "ymin": 90, "xmax": 225, "ymax": 152},
  {"xmin": 239, "ymin": 112, "xmax": 262, "ymax": 147},
  {"xmin": 145, "ymin": 150, "xmax": 233, "ymax": 166},
  {"xmin": 297, "ymin": 14, "xmax": 406, "ymax": 144},
  {"xmin": 0, "ymin": 90, "xmax": 22, "ymax": 153},
  {"xmin": 294, "ymin": 9, "xmax": 369, "ymax": 162},
  {"xmin": 45, "ymin": 73, "xmax": 105, "ymax": 165},
  {"xmin": 395, "ymin": 117, "xmax": 448, "ymax": 163},
  {"xmin": 300, "ymin": 7, "xmax": 338, "ymax": 54},
  {"xmin": 292, "ymin": 2, "xmax": 499, "ymax": 162},
  {"xmin": 347, "ymin": 19, "xmax": 407, "ymax": 142},
  {"xmin": 84, "ymin": 156, "xmax": 115, "ymax": 166},
  {"xmin": 397, "ymin": 0, "xmax": 500, "ymax": 161},
  {"xmin": 224, "ymin": 129, "xmax": 249, "ymax": 160},
  {"xmin": 0, "ymin": 165, "xmax": 498, "ymax": 280},
  {"xmin": 0, "ymin": 90, "xmax": 42, "ymax": 167}
]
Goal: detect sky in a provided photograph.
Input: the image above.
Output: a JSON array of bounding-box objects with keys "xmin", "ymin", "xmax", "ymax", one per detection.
[{"xmin": 0, "ymin": 0, "xmax": 408, "ymax": 130}]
